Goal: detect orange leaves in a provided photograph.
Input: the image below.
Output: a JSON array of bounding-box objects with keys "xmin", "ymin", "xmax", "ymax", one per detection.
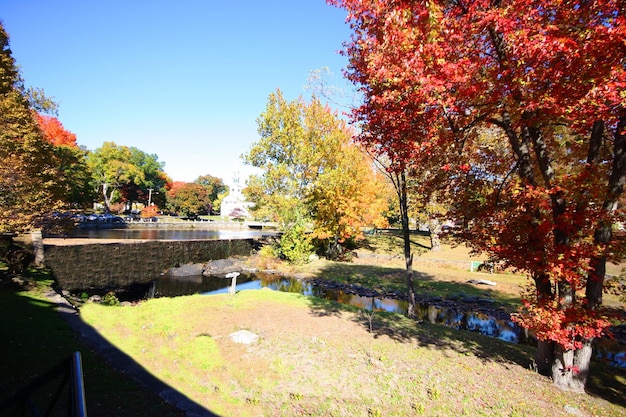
[
  {"xmin": 140, "ymin": 204, "xmax": 159, "ymax": 219},
  {"xmin": 332, "ymin": 1, "xmax": 626, "ymax": 353},
  {"xmin": 34, "ymin": 113, "xmax": 77, "ymax": 147}
]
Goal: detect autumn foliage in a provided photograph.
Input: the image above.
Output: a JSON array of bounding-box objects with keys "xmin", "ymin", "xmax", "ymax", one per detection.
[
  {"xmin": 330, "ymin": 0, "xmax": 625, "ymax": 390},
  {"xmin": 244, "ymin": 89, "xmax": 389, "ymax": 260},
  {"xmin": 166, "ymin": 181, "xmax": 213, "ymax": 216},
  {"xmin": 34, "ymin": 113, "xmax": 77, "ymax": 147}
]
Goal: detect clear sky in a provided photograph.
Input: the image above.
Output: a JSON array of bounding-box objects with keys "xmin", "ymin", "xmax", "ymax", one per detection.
[{"xmin": 2, "ymin": 0, "xmax": 353, "ymax": 183}]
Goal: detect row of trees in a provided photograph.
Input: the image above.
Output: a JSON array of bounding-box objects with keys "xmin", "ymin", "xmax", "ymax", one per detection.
[
  {"xmin": 0, "ymin": 22, "xmax": 227, "ymax": 234},
  {"xmin": 329, "ymin": 0, "xmax": 625, "ymax": 392},
  {"xmin": 88, "ymin": 144, "xmax": 227, "ymax": 218}
]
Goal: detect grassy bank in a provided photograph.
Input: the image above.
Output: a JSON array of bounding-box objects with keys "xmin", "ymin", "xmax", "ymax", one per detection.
[{"xmin": 80, "ymin": 289, "xmax": 625, "ymax": 417}]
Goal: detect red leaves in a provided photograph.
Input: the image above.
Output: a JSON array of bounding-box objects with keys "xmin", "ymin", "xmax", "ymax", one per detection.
[
  {"xmin": 513, "ymin": 301, "xmax": 612, "ymax": 350},
  {"xmin": 34, "ymin": 113, "xmax": 77, "ymax": 147},
  {"xmin": 331, "ymin": 0, "xmax": 626, "ymax": 356}
]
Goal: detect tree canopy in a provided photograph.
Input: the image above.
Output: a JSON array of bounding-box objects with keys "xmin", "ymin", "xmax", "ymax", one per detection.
[
  {"xmin": 87, "ymin": 141, "xmax": 170, "ymax": 212},
  {"xmin": 0, "ymin": 23, "xmax": 69, "ymax": 233},
  {"xmin": 167, "ymin": 182, "xmax": 209, "ymax": 217},
  {"xmin": 330, "ymin": 0, "xmax": 625, "ymax": 391},
  {"xmin": 244, "ymin": 89, "xmax": 388, "ymax": 260},
  {"xmin": 194, "ymin": 174, "xmax": 227, "ymax": 214},
  {"xmin": 34, "ymin": 113, "xmax": 77, "ymax": 147}
]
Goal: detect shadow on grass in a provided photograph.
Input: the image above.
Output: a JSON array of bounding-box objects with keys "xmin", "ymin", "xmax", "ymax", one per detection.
[
  {"xmin": 303, "ymin": 265, "xmax": 626, "ymax": 409},
  {"xmin": 309, "ymin": 262, "xmax": 521, "ymax": 309},
  {"xmin": 355, "ymin": 230, "xmax": 432, "ymax": 253},
  {"xmin": 0, "ymin": 275, "xmax": 219, "ymax": 417}
]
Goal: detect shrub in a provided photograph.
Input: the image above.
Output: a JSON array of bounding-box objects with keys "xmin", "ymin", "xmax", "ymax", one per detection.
[
  {"xmin": 278, "ymin": 223, "xmax": 313, "ymax": 265},
  {"xmin": 103, "ymin": 291, "xmax": 120, "ymax": 306}
]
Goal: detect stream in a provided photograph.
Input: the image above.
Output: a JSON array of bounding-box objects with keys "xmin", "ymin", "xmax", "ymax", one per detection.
[{"xmin": 152, "ymin": 271, "xmax": 625, "ymax": 369}]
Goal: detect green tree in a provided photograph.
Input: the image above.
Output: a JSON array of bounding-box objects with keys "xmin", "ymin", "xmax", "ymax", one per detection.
[
  {"xmin": 87, "ymin": 142, "xmax": 169, "ymax": 212},
  {"xmin": 52, "ymin": 145, "xmax": 95, "ymax": 209},
  {"xmin": 243, "ymin": 89, "xmax": 388, "ymax": 260},
  {"xmin": 194, "ymin": 174, "xmax": 226, "ymax": 214},
  {"xmin": 120, "ymin": 146, "xmax": 170, "ymax": 209}
]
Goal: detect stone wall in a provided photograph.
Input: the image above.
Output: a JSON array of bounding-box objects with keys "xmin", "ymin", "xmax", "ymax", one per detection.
[{"xmin": 44, "ymin": 239, "xmax": 253, "ymax": 291}]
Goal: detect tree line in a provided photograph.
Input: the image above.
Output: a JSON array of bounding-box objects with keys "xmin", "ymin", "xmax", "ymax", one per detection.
[{"xmin": 1, "ymin": 19, "xmax": 392, "ymax": 257}]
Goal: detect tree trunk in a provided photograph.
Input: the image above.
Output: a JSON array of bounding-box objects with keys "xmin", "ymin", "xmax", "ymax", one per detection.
[
  {"xmin": 535, "ymin": 340, "xmax": 554, "ymax": 376},
  {"xmin": 551, "ymin": 341, "xmax": 593, "ymax": 393},
  {"xmin": 102, "ymin": 182, "xmax": 112, "ymax": 212},
  {"xmin": 429, "ymin": 218, "xmax": 442, "ymax": 251},
  {"xmin": 533, "ymin": 271, "xmax": 555, "ymax": 376},
  {"xmin": 399, "ymin": 171, "xmax": 416, "ymax": 319}
]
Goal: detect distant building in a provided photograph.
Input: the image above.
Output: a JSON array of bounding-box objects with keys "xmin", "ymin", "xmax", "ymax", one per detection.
[{"xmin": 220, "ymin": 172, "xmax": 253, "ymax": 218}]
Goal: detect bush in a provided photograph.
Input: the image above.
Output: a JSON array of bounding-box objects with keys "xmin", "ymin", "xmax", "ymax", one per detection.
[
  {"xmin": 278, "ymin": 223, "xmax": 313, "ymax": 265},
  {"xmin": 103, "ymin": 291, "xmax": 120, "ymax": 306}
]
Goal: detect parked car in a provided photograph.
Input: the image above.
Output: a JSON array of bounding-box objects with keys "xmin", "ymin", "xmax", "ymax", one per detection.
[{"xmin": 85, "ymin": 213, "xmax": 125, "ymax": 223}]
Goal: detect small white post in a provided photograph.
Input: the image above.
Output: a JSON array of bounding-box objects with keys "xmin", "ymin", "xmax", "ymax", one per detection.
[{"xmin": 226, "ymin": 272, "xmax": 240, "ymax": 294}]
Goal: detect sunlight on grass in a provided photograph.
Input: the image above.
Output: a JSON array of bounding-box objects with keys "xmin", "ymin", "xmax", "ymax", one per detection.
[{"xmin": 79, "ymin": 290, "xmax": 625, "ymax": 417}]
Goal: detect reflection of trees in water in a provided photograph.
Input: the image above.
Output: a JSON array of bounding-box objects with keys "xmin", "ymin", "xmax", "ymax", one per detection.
[
  {"xmin": 413, "ymin": 303, "xmax": 523, "ymax": 343},
  {"xmin": 155, "ymin": 273, "xmax": 524, "ymax": 343},
  {"xmin": 155, "ymin": 274, "xmax": 256, "ymax": 297},
  {"xmin": 260, "ymin": 276, "xmax": 306, "ymax": 294}
]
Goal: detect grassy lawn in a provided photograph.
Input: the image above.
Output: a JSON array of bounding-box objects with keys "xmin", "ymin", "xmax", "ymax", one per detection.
[
  {"xmin": 79, "ymin": 289, "xmax": 625, "ymax": 417},
  {"xmin": 2, "ymin": 232, "xmax": 624, "ymax": 416}
]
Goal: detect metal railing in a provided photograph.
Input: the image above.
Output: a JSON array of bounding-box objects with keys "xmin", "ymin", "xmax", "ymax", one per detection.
[{"xmin": 0, "ymin": 351, "xmax": 87, "ymax": 417}]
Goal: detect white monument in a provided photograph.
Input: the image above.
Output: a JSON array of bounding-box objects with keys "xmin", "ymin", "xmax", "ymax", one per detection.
[{"xmin": 220, "ymin": 172, "xmax": 252, "ymax": 218}]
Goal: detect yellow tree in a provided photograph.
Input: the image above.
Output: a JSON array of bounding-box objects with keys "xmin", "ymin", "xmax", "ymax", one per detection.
[
  {"xmin": 310, "ymin": 136, "xmax": 389, "ymax": 256},
  {"xmin": 244, "ymin": 89, "xmax": 388, "ymax": 261}
]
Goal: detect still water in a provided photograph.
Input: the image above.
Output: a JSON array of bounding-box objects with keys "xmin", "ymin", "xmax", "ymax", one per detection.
[
  {"xmin": 70, "ymin": 228, "xmax": 273, "ymax": 240},
  {"xmin": 154, "ymin": 272, "xmax": 526, "ymax": 344},
  {"xmin": 71, "ymin": 229, "xmax": 624, "ymax": 368}
]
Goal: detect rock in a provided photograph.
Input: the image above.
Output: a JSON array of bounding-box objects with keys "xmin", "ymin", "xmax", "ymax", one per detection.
[
  {"xmin": 167, "ymin": 263, "xmax": 205, "ymax": 277},
  {"xmin": 203, "ymin": 259, "xmax": 245, "ymax": 276},
  {"xmin": 467, "ymin": 279, "xmax": 497, "ymax": 286},
  {"xmin": 229, "ymin": 330, "xmax": 259, "ymax": 344}
]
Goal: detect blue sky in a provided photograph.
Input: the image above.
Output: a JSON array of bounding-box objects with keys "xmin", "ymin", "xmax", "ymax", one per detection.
[{"xmin": 2, "ymin": 0, "xmax": 353, "ymax": 183}]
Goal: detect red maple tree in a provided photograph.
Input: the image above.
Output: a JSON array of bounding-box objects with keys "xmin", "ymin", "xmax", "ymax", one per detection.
[
  {"xmin": 330, "ymin": 0, "xmax": 625, "ymax": 391},
  {"xmin": 34, "ymin": 113, "xmax": 77, "ymax": 147}
]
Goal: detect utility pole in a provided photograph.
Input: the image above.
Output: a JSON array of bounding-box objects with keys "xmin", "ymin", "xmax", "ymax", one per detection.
[{"xmin": 148, "ymin": 188, "xmax": 153, "ymax": 206}]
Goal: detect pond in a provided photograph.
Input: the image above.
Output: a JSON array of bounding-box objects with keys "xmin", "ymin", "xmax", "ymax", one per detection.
[{"xmin": 152, "ymin": 271, "xmax": 625, "ymax": 368}]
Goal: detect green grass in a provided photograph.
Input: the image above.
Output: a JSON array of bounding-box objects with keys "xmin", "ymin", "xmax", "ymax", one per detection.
[
  {"xmin": 78, "ymin": 289, "xmax": 626, "ymax": 417},
  {"xmin": 3, "ymin": 232, "xmax": 625, "ymax": 416}
]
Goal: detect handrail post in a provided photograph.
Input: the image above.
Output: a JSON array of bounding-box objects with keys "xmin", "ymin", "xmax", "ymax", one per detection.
[
  {"xmin": 0, "ymin": 351, "xmax": 87, "ymax": 416},
  {"xmin": 71, "ymin": 351, "xmax": 88, "ymax": 417}
]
